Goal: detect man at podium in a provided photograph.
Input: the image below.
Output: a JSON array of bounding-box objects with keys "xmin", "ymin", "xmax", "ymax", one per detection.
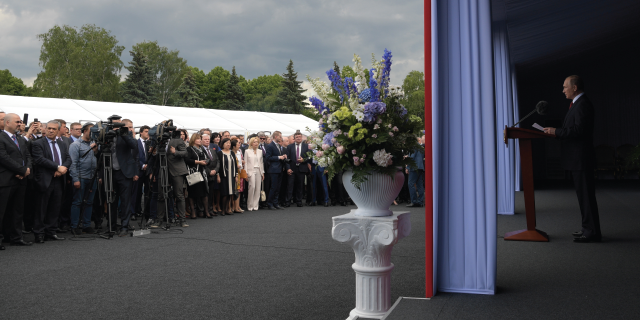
[{"xmin": 543, "ymin": 75, "xmax": 602, "ymax": 243}]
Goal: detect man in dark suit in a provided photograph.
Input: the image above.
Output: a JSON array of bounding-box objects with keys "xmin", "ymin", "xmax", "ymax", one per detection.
[
  {"xmin": 129, "ymin": 125, "xmax": 151, "ymax": 223},
  {"xmin": 0, "ymin": 113, "xmax": 33, "ymax": 248},
  {"xmin": 201, "ymin": 133, "xmax": 220, "ymax": 215},
  {"xmin": 258, "ymin": 132, "xmax": 270, "ymax": 209},
  {"xmin": 31, "ymin": 120, "xmax": 72, "ymax": 243},
  {"xmin": 544, "ymin": 75, "xmax": 601, "ymax": 243},
  {"xmin": 105, "ymin": 117, "xmax": 139, "ymax": 236},
  {"xmin": 285, "ymin": 131, "xmax": 312, "ymax": 207},
  {"xmin": 53, "ymin": 119, "xmax": 73, "ymax": 232},
  {"xmin": 265, "ymin": 131, "xmax": 287, "ymax": 210}
]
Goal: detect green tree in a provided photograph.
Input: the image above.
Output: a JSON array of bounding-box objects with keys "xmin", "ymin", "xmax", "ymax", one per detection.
[
  {"xmin": 175, "ymin": 70, "xmax": 202, "ymax": 108},
  {"xmin": 33, "ymin": 24, "xmax": 124, "ymax": 101},
  {"xmin": 132, "ymin": 40, "xmax": 188, "ymax": 106},
  {"xmin": 219, "ymin": 66, "xmax": 245, "ymax": 110},
  {"xmin": 0, "ymin": 70, "xmax": 28, "ymax": 96},
  {"xmin": 276, "ymin": 60, "xmax": 308, "ymax": 114},
  {"xmin": 198, "ymin": 66, "xmax": 230, "ymax": 109},
  {"xmin": 241, "ymin": 74, "xmax": 283, "ymax": 112},
  {"xmin": 401, "ymin": 70, "xmax": 425, "ymax": 123},
  {"xmin": 120, "ymin": 50, "xmax": 155, "ymax": 104}
]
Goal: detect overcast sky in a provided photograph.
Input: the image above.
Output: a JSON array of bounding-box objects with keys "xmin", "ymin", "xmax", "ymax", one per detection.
[{"xmin": 0, "ymin": 0, "xmax": 424, "ymax": 98}]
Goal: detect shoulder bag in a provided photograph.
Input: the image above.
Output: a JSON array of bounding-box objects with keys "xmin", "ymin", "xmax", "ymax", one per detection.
[{"xmin": 186, "ymin": 147, "xmax": 205, "ymax": 186}]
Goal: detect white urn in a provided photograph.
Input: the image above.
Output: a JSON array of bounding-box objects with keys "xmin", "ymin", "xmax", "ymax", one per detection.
[{"xmin": 342, "ymin": 169, "xmax": 405, "ymax": 217}]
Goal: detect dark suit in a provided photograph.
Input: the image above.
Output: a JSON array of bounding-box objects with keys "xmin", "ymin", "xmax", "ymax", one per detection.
[
  {"xmin": 286, "ymin": 142, "xmax": 311, "ymax": 204},
  {"xmin": 161, "ymin": 138, "xmax": 188, "ymax": 221},
  {"xmin": 0, "ymin": 132, "xmax": 31, "ymax": 242},
  {"xmin": 59, "ymin": 135, "xmax": 75, "ymax": 229},
  {"xmin": 555, "ymin": 94, "xmax": 601, "ymax": 238},
  {"xmin": 108, "ymin": 133, "xmax": 139, "ymax": 231},
  {"xmin": 131, "ymin": 138, "xmax": 151, "ymax": 220},
  {"xmin": 202, "ymin": 145, "xmax": 220, "ymax": 210},
  {"xmin": 265, "ymin": 141, "xmax": 283, "ymax": 207},
  {"xmin": 31, "ymin": 137, "xmax": 71, "ymax": 236}
]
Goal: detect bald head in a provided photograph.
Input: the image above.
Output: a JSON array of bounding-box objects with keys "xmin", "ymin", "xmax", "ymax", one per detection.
[
  {"xmin": 0, "ymin": 112, "xmax": 5, "ymax": 130},
  {"xmin": 4, "ymin": 113, "xmax": 21, "ymax": 134}
]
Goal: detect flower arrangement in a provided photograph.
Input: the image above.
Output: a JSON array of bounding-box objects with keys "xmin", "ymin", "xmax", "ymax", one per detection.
[{"xmin": 305, "ymin": 49, "xmax": 424, "ymax": 188}]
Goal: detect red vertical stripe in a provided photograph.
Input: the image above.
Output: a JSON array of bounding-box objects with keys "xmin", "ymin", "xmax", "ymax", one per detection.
[{"xmin": 424, "ymin": 0, "xmax": 434, "ymax": 298}]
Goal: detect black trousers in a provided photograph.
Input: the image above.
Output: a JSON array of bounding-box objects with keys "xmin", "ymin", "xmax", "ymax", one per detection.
[
  {"xmin": 58, "ymin": 174, "xmax": 73, "ymax": 227},
  {"xmin": 0, "ymin": 183, "xmax": 26, "ymax": 242},
  {"xmin": 23, "ymin": 179, "xmax": 37, "ymax": 232},
  {"xmin": 571, "ymin": 170, "xmax": 601, "ymax": 238},
  {"xmin": 330, "ymin": 171, "xmax": 346, "ymax": 203},
  {"xmin": 267, "ymin": 173, "xmax": 281, "ymax": 207},
  {"xmin": 34, "ymin": 177, "xmax": 64, "ymax": 236},
  {"xmin": 109, "ymin": 169, "xmax": 133, "ymax": 231},
  {"xmin": 287, "ymin": 168, "xmax": 306, "ymax": 204}
]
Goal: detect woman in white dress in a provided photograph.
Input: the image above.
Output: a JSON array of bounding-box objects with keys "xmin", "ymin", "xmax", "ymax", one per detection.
[{"xmin": 245, "ymin": 137, "xmax": 264, "ymax": 211}]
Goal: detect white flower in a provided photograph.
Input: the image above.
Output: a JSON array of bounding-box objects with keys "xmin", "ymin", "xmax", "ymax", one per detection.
[
  {"xmin": 373, "ymin": 149, "xmax": 393, "ymax": 167},
  {"xmin": 374, "ymin": 124, "xmax": 380, "ymax": 130}
]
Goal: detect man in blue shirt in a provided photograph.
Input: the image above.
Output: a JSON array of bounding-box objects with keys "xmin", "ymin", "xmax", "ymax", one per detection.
[{"xmin": 69, "ymin": 123, "xmax": 98, "ymax": 235}]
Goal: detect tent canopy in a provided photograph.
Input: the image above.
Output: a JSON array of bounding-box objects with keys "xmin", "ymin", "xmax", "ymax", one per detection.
[{"xmin": 0, "ymin": 95, "xmax": 319, "ymax": 137}]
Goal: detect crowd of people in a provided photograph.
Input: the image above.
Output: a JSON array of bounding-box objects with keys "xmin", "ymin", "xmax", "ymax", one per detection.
[{"xmin": 0, "ymin": 110, "xmax": 425, "ymax": 250}]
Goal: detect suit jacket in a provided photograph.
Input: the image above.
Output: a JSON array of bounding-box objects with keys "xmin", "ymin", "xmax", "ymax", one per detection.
[
  {"xmin": 59, "ymin": 136, "xmax": 73, "ymax": 148},
  {"xmin": 113, "ymin": 134, "xmax": 139, "ymax": 179},
  {"xmin": 555, "ymin": 94, "xmax": 596, "ymax": 170},
  {"xmin": 0, "ymin": 132, "xmax": 32, "ymax": 187},
  {"xmin": 137, "ymin": 138, "xmax": 150, "ymax": 175},
  {"xmin": 31, "ymin": 136, "xmax": 71, "ymax": 191},
  {"xmin": 202, "ymin": 145, "xmax": 220, "ymax": 177},
  {"xmin": 286, "ymin": 142, "xmax": 311, "ymax": 173},
  {"xmin": 167, "ymin": 137, "xmax": 189, "ymax": 176},
  {"xmin": 245, "ymin": 148, "xmax": 264, "ymax": 177},
  {"xmin": 265, "ymin": 141, "xmax": 284, "ymax": 174}
]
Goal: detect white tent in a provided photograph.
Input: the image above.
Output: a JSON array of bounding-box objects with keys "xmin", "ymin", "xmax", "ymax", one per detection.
[{"xmin": 0, "ymin": 95, "xmax": 319, "ymax": 137}]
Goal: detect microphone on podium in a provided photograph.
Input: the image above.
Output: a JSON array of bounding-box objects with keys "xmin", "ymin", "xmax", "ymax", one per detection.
[{"xmin": 512, "ymin": 101, "xmax": 548, "ymax": 128}]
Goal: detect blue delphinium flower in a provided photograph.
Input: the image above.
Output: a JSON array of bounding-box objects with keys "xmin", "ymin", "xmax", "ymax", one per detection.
[
  {"xmin": 323, "ymin": 131, "xmax": 335, "ymax": 146},
  {"xmin": 363, "ymin": 102, "xmax": 387, "ymax": 123},
  {"xmin": 326, "ymin": 69, "xmax": 344, "ymax": 102},
  {"xmin": 381, "ymin": 49, "xmax": 393, "ymax": 97},
  {"xmin": 343, "ymin": 77, "xmax": 356, "ymax": 98},
  {"xmin": 358, "ymin": 88, "xmax": 371, "ymax": 103},
  {"xmin": 397, "ymin": 105, "xmax": 408, "ymax": 118},
  {"xmin": 310, "ymin": 96, "xmax": 328, "ymax": 115},
  {"xmin": 368, "ymin": 69, "xmax": 380, "ymax": 102}
]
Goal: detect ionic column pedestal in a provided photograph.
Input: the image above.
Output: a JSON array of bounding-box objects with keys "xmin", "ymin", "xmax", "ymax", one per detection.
[{"xmin": 332, "ymin": 211, "xmax": 411, "ymax": 320}]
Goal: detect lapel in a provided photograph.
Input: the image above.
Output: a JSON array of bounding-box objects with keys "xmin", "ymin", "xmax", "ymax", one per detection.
[
  {"xmin": 563, "ymin": 96, "xmax": 582, "ymax": 127},
  {"xmin": 2, "ymin": 132, "xmax": 21, "ymax": 152}
]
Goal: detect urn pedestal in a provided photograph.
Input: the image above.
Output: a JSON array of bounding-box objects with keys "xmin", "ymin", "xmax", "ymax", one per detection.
[{"xmin": 332, "ymin": 211, "xmax": 411, "ymax": 320}]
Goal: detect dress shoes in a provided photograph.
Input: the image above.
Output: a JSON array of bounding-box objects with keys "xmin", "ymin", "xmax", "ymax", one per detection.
[
  {"xmin": 0, "ymin": 244, "xmax": 5, "ymax": 250},
  {"xmin": 275, "ymin": 205, "xmax": 284, "ymax": 210},
  {"xmin": 572, "ymin": 231, "xmax": 583, "ymax": 238},
  {"xmin": 297, "ymin": 203, "xmax": 303, "ymax": 207},
  {"xmin": 35, "ymin": 236, "xmax": 45, "ymax": 244},
  {"xmin": 340, "ymin": 201, "xmax": 347, "ymax": 206},
  {"xmin": 11, "ymin": 240, "xmax": 33, "ymax": 246},
  {"xmin": 268, "ymin": 206, "xmax": 276, "ymax": 210},
  {"xmin": 573, "ymin": 235, "xmax": 601, "ymax": 243},
  {"xmin": 44, "ymin": 235, "xmax": 65, "ymax": 241}
]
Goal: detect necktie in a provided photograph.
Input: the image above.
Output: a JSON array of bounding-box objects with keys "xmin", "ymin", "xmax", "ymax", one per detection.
[
  {"xmin": 11, "ymin": 134, "xmax": 20, "ymax": 149},
  {"xmin": 51, "ymin": 141, "xmax": 61, "ymax": 165},
  {"xmin": 206, "ymin": 148, "xmax": 212, "ymax": 159},
  {"xmin": 569, "ymin": 102, "xmax": 573, "ymax": 109},
  {"xmin": 296, "ymin": 144, "xmax": 300, "ymax": 160}
]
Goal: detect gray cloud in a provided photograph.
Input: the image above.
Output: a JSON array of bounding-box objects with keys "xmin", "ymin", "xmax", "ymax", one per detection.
[{"xmin": 0, "ymin": 0, "xmax": 424, "ymax": 94}]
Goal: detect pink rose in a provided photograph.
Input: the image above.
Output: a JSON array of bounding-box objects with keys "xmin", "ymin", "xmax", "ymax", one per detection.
[
  {"xmin": 331, "ymin": 138, "xmax": 337, "ymax": 144},
  {"xmin": 372, "ymin": 134, "xmax": 377, "ymax": 138},
  {"xmin": 351, "ymin": 149, "xmax": 357, "ymax": 155},
  {"xmin": 387, "ymin": 159, "xmax": 393, "ymax": 166},
  {"xmin": 322, "ymin": 144, "xmax": 330, "ymax": 150},
  {"xmin": 317, "ymin": 151, "xmax": 324, "ymax": 157},
  {"xmin": 389, "ymin": 132, "xmax": 394, "ymax": 137},
  {"xmin": 359, "ymin": 158, "xmax": 365, "ymax": 164},
  {"xmin": 393, "ymin": 126, "xmax": 398, "ymax": 132},
  {"xmin": 374, "ymin": 124, "xmax": 380, "ymax": 130},
  {"xmin": 362, "ymin": 154, "xmax": 366, "ymax": 158},
  {"xmin": 337, "ymin": 146, "xmax": 345, "ymax": 154},
  {"xmin": 353, "ymin": 157, "xmax": 360, "ymax": 166}
]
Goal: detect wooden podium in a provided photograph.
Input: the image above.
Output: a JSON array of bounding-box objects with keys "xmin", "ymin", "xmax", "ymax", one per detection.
[{"xmin": 503, "ymin": 126, "xmax": 555, "ymax": 242}]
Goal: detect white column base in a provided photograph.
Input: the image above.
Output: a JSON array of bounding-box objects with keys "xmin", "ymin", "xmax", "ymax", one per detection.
[{"xmin": 332, "ymin": 211, "xmax": 411, "ymax": 320}]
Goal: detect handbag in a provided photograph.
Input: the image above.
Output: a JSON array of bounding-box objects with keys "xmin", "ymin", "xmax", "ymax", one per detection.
[
  {"xmin": 186, "ymin": 147, "xmax": 205, "ymax": 186},
  {"xmin": 260, "ymin": 180, "xmax": 267, "ymax": 202},
  {"xmin": 239, "ymin": 169, "xmax": 248, "ymax": 179}
]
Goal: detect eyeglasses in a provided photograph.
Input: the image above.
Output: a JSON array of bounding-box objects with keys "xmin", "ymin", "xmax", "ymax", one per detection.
[{"xmin": 260, "ymin": 137, "xmax": 266, "ymax": 140}]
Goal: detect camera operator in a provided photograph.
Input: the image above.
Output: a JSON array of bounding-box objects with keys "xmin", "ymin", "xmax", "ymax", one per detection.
[
  {"xmin": 69, "ymin": 123, "xmax": 99, "ymax": 235},
  {"xmin": 107, "ymin": 117, "xmax": 139, "ymax": 237},
  {"xmin": 164, "ymin": 129, "xmax": 190, "ymax": 227}
]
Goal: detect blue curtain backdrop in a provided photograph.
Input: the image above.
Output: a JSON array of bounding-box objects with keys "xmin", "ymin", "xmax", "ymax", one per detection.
[
  {"xmin": 493, "ymin": 20, "xmax": 521, "ymax": 215},
  {"xmin": 433, "ymin": 0, "xmax": 497, "ymax": 295}
]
